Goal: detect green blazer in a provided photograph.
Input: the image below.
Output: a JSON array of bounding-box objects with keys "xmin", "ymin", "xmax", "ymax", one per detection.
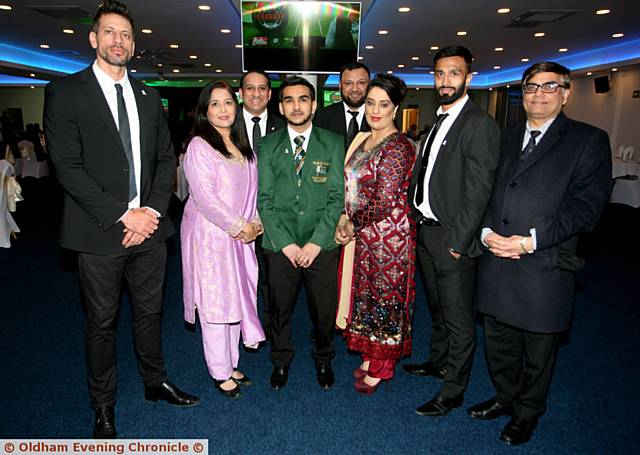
[{"xmin": 257, "ymin": 126, "xmax": 344, "ymax": 252}]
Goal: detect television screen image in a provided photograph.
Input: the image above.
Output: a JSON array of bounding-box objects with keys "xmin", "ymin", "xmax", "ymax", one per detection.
[{"xmin": 241, "ymin": 1, "xmax": 361, "ymax": 73}]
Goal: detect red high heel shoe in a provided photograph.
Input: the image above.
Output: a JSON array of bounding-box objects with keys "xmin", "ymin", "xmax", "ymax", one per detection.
[
  {"xmin": 353, "ymin": 366, "xmax": 367, "ymax": 380},
  {"xmin": 354, "ymin": 376, "xmax": 385, "ymax": 395}
]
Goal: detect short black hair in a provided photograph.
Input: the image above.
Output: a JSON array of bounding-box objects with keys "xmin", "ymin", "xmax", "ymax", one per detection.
[
  {"xmin": 339, "ymin": 61, "xmax": 371, "ymax": 80},
  {"xmin": 434, "ymin": 46, "xmax": 473, "ymax": 73},
  {"xmin": 279, "ymin": 76, "xmax": 315, "ymax": 101},
  {"xmin": 240, "ymin": 69, "xmax": 272, "ymax": 90},
  {"xmin": 92, "ymin": 1, "xmax": 135, "ymax": 35},
  {"xmin": 369, "ymin": 74, "xmax": 407, "ymax": 106},
  {"xmin": 522, "ymin": 61, "xmax": 571, "ymax": 88}
]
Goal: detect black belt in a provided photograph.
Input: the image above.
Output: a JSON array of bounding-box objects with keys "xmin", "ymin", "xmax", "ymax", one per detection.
[{"xmin": 418, "ymin": 217, "xmax": 441, "ymax": 226}]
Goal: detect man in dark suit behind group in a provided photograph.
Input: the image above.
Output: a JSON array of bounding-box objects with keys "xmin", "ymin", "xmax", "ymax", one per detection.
[
  {"xmin": 313, "ymin": 61, "xmax": 370, "ymax": 150},
  {"xmin": 44, "ymin": 0, "xmax": 199, "ymax": 439},
  {"xmin": 405, "ymin": 46, "xmax": 500, "ymax": 417},
  {"xmin": 469, "ymin": 62, "xmax": 612, "ymax": 446}
]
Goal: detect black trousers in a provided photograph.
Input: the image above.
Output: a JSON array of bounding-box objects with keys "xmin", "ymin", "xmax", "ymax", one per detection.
[
  {"xmin": 483, "ymin": 315, "xmax": 560, "ymax": 419},
  {"xmin": 255, "ymin": 236, "xmax": 271, "ymax": 339},
  {"xmin": 264, "ymin": 248, "xmax": 339, "ymax": 367},
  {"xmin": 78, "ymin": 240, "xmax": 168, "ymax": 408},
  {"xmin": 416, "ymin": 224, "xmax": 477, "ymax": 399}
]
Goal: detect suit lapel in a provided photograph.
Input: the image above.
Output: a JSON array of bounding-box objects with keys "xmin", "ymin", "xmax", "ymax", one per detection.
[
  {"xmin": 266, "ymin": 115, "xmax": 279, "ymax": 134},
  {"xmin": 80, "ymin": 68, "xmax": 123, "ymax": 153},
  {"xmin": 513, "ymin": 113, "xmax": 568, "ymax": 177},
  {"xmin": 131, "ymin": 78, "xmax": 149, "ymax": 186}
]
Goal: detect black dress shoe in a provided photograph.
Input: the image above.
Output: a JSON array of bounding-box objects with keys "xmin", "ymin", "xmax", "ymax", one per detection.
[
  {"xmin": 500, "ymin": 416, "xmax": 538, "ymax": 446},
  {"xmin": 468, "ymin": 398, "xmax": 513, "ymax": 420},
  {"xmin": 214, "ymin": 378, "xmax": 241, "ymax": 399},
  {"xmin": 415, "ymin": 395, "xmax": 463, "ymax": 417},
  {"xmin": 144, "ymin": 381, "xmax": 200, "ymax": 407},
  {"xmin": 93, "ymin": 405, "xmax": 116, "ymax": 439},
  {"xmin": 402, "ymin": 362, "xmax": 446, "ymax": 379},
  {"xmin": 316, "ymin": 364, "xmax": 335, "ymax": 390},
  {"xmin": 270, "ymin": 365, "xmax": 289, "ymax": 390}
]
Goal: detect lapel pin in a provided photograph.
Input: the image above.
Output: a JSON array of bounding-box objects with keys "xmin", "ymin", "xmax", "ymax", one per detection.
[
  {"xmin": 141, "ymin": 89, "xmax": 147, "ymax": 96},
  {"xmin": 442, "ymin": 139, "xmax": 447, "ymax": 145}
]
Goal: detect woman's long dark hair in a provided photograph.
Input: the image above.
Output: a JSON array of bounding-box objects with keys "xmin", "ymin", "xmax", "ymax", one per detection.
[{"xmin": 186, "ymin": 81, "xmax": 253, "ymax": 161}]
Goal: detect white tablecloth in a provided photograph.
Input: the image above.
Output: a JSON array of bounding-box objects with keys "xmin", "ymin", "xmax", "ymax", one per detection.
[{"xmin": 612, "ymin": 159, "xmax": 640, "ymax": 178}]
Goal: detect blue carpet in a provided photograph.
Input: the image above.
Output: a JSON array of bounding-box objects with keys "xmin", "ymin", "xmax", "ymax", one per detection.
[{"xmin": 1, "ymin": 177, "xmax": 639, "ymax": 454}]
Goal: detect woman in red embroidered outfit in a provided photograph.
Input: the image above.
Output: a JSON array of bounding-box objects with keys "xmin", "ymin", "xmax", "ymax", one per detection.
[{"xmin": 335, "ymin": 74, "xmax": 417, "ymax": 394}]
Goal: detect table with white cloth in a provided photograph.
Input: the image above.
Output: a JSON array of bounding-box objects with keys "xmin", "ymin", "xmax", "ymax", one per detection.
[{"xmin": 610, "ymin": 159, "xmax": 640, "ymax": 208}]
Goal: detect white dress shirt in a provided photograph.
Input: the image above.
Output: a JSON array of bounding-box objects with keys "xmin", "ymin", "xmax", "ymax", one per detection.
[
  {"xmin": 415, "ymin": 95, "xmax": 469, "ymax": 220},
  {"xmin": 342, "ymin": 102, "xmax": 365, "ymax": 132},
  {"xmin": 242, "ymin": 107, "xmax": 268, "ymax": 150},
  {"xmin": 287, "ymin": 124, "xmax": 312, "ymax": 153},
  {"xmin": 92, "ymin": 61, "xmax": 142, "ymax": 212}
]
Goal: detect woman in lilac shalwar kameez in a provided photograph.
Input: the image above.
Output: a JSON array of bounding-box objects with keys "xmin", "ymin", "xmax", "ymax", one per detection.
[{"xmin": 181, "ymin": 81, "xmax": 265, "ymax": 398}]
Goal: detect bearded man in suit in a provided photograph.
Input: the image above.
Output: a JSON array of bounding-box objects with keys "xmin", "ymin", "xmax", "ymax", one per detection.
[{"xmin": 44, "ymin": 0, "xmax": 199, "ymax": 439}]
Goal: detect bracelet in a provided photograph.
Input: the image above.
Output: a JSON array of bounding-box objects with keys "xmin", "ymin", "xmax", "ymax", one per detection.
[{"xmin": 519, "ymin": 238, "xmax": 529, "ymax": 254}]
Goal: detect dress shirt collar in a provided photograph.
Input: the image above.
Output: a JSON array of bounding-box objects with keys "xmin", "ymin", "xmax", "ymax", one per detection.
[
  {"xmin": 524, "ymin": 116, "xmax": 556, "ymax": 145},
  {"xmin": 242, "ymin": 106, "xmax": 267, "ymax": 126},
  {"xmin": 343, "ymin": 101, "xmax": 365, "ymax": 127},
  {"xmin": 92, "ymin": 60, "xmax": 129, "ymax": 94},
  {"xmin": 436, "ymin": 94, "xmax": 469, "ymax": 120},
  {"xmin": 287, "ymin": 124, "xmax": 313, "ymax": 151}
]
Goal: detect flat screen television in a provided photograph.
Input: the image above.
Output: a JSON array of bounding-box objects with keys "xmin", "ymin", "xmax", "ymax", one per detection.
[{"xmin": 241, "ymin": 1, "xmax": 361, "ymax": 74}]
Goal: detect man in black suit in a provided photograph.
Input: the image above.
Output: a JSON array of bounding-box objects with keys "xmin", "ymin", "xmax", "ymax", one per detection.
[
  {"xmin": 405, "ymin": 46, "xmax": 500, "ymax": 417},
  {"xmin": 237, "ymin": 69, "xmax": 285, "ymax": 339},
  {"xmin": 44, "ymin": 0, "xmax": 199, "ymax": 439},
  {"xmin": 313, "ymin": 61, "xmax": 370, "ymax": 150},
  {"xmin": 469, "ymin": 62, "xmax": 612, "ymax": 446}
]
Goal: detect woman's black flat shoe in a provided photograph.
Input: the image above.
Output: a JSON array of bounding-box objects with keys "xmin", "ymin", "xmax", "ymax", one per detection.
[
  {"xmin": 214, "ymin": 379, "xmax": 241, "ymax": 398},
  {"xmin": 232, "ymin": 369, "xmax": 253, "ymax": 387}
]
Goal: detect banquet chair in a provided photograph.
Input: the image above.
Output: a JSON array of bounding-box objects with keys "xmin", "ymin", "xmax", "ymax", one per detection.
[{"xmin": 0, "ymin": 159, "xmax": 22, "ymax": 247}]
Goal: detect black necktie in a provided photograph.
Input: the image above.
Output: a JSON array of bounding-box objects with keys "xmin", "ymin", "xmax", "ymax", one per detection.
[
  {"xmin": 521, "ymin": 130, "xmax": 541, "ymax": 161},
  {"xmin": 347, "ymin": 110, "xmax": 359, "ymax": 146},
  {"xmin": 415, "ymin": 113, "xmax": 448, "ymax": 206},
  {"xmin": 251, "ymin": 116, "xmax": 261, "ymax": 152},
  {"xmin": 115, "ymin": 83, "xmax": 137, "ymax": 201}
]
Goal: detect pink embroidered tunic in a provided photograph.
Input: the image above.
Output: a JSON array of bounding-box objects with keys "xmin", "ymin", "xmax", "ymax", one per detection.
[{"xmin": 181, "ymin": 137, "xmax": 264, "ymax": 344}]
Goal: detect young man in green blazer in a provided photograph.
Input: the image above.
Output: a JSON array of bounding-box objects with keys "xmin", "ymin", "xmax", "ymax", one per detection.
[{"xmin": 257, "ymin": 76, "xmax": 344, "ymax": 391}]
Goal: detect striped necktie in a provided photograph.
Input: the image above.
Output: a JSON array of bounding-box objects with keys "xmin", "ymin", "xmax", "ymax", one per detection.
[{"xmin": 293, "ymin": 135, "xmax": 305, "ymax": 181}]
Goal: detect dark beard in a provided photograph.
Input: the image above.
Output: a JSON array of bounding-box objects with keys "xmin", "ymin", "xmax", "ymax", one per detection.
[
  {"xmin": 99, "ymin": 47, "xmax": 130, "ymax": 67},
  {"xmin": 437, "ymin": 83, "xmax": 466, "ymax": 106},
  {"xmin": 286, "ymin": 112, "xmax": 312, "ymax": 126},
  {"xmin": 342, "ymin": 93, "xmax": 365, "ymax": 109}
]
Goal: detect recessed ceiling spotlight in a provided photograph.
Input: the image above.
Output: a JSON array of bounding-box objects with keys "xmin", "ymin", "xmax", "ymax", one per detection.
[
  {"xmin": 130, "ymin": 69, "xmax": 137, "ymax": 73},
  {"xmin": 172, "ymin": 69, "xmax": 180, "ymax": 73},
  {"xmin": 357, "ymin": 56, "xmax": 363, "ymax": 60},
  {"xmin": 558, "ymin": 48, "xmax": 568, "ymax": 52},
  {"xmin": 63, "ymin": 29, "xmax": 74, "ymax": 34},
  {"xmin": 494, "ymin": 47, "xmax": 504, "ymax": 52},
  {"xmin": 397, "ymin": 64, "xmax": 405, "ymax": 68},
  {"xmin": 472, "ymin": 71, "xmax": 478, "ymax": 75},
  {"xmin": 220, "ymin": 29, "xmax": 231, "ymax": 34},
  {"xmin": 429, "ymin": 71, "xmax": 435, "ymax": 74},
  {"xmin": 416, "ymin": 87, "xmax": 420, "ymax": 91},
  {"xmin": 215, "ymin": 69, "xmax": 222, "ymax": 73},
  {"xmin": 198, "ymin": 5, "xmax": 211, "ymax": 11},
  {"xmin": 497, "ymin": 8, "xmax": 510, "ymax": 14},
  {"xmin": 534, "ymin": 32, "xmax": 545, "ymax": 37},
  {"xmin": 30, "ymin": 85, "xmax": 35, "ymax": 89},
  {"xmin": 204, "ymin": 63, "xmax": 212, "ymax": 67},
  {"xmin": 398, "ymin": 7, "xmax": 410, "ymax": 13},
  {"xmin": 457, "ymin": 31, "xmax": 467, "ymax": 36},
  {"xmin": 378, "ymin": 30, "xmax": 389, "ymax": 35},
  {"xmin": 493, "ymin": 65, "xmax": 501, "ymax": 70},
  {"xmin": 430, "ymin": 45, "xmax": 439, "ymax": 50},
  {"xmin": 612, "ymin": 67, "xmax": 618, "ymax": 72},
  {"xmin": 189, "ymin": 55, "xmax": 198, "ymax": 59},
  {"xmin": 521, "ymin": 58, "xmax": 530, "ymax": 62},
  {"xmin": 0, "ymin": 4, "xmax": 12, "ymax": 10},
  {"xmin": 411, "ymin": 56, "xmax": 419, "ymax": 61},
  {"xmin": 489, "ymin": 87, "xmax": 493, "ymax": 91},
  {"xmin": 170, "ymin": 44, "xmax": 179, "ymax": 49},
  {"xmin": 386, "ymin": 70, "xmax": 393, "ymax": 74},
  {"xmin": 587, "ymin": 72, "xmax": 593, "ymax": 76},
  {"xmin": 612, "ymin": 33, "xmax": 624, "ymax": 38},
  {"xmin": 198, "ymin": 79, "xmax": 204, "ymax": 83},
  {"xmin": 365, "ymin": 45, "xmax": 374, "ymax": 50},
  {"xmin": 40, "ymin": 44, "xmax": 50, "ymax": 49},
  {"xmin": 157, "ymin": 63, "xmax": 163, "ymax": 67},
  {"xmin": 235, "ymin": 44, "xmax": 242, "ymax": 48},
  {"xmin": 141, "ymin": 29, "xmax": 152, "ymax": 34},
  {"xmin": 506, "ymin": 85, "xmax": 511, "ymax": 88},
  {"xmin": 596, "ymin": 9, "xmax": 610, "ymax": 15},
  {"xmin": 29, "ymin": 73, "xmax": 35, "ymax": 77}
]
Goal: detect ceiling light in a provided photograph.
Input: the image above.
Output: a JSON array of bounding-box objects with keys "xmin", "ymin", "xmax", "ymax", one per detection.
[
  {"xmin": 596, "ymin": 9, "xmax": 610, "ymax": 15},
  {"xmin": 235, "ymin": 44, "xmax": 242, "ymax": 48},
  {"xmin": 521, "ymin": 58, "xmax": 530, "ymax": 62},
  {"xmin": 397, "ymin": 64, "xmax": 405, "ymax": 68},
  {"xmin": 430, "ymin": 45, "xmax": 439, "ymax": 50},
  {"xmin": 411, "ymin": 56, "xmax": 419, "ymax": 61},
  {"xmin": 558, "ymin": 48, "xmax": 568, "ymax": 52},
  {"xmin": 30, "ymin": 86, "xmax": 35, "ymax": 89},
  {"xmin": 365, "ymin": 45, "xmax": 374, "ymax": 50},
  {"xmin": 198, "ymin": 79, "xmax": 204, "ymax": 82},
  {"xmin": 198, "ymin": 5, "xmax": 211, "ymax": 11},
  {"xmin": 40, "ymin": 44, "xmax": 50, "ymax": 49},
  {"xmin": 0, "ymin": 4, "xmax": 12, "ymax": 11},
  {"xmin": 534, "ymin": 32, "xmax": 545, "ymax": 37},
  {"xmin": 493, "ymin": 65, "xmax": 501, "ymax": 70},
  {"xmin": 220, "ymin": 29, "xmax": 231, "ymax": 34},
  {"xmin": 386, "ymin": 70, "xmax": 393, "ymax": 74},
  {"xmin": 587, "ymin": 72, "xmax": 593, "ymax": 76},
  {"xmin": 378, "ymin": 30, "xmax": 388, "ymax": 35},
  {"xmin": 472, "ymin": 71, "xmax": 478, "ymax": 75},
  {"xmin": 357, "ymin": 56, "xmax": 363, "ymax": 60},
  {"xmin": 172, "ymin": 69, "xmax": 180, "ymax": 73},
  {"xmin": 456, "ymin": 31, "xmax": 467, "ymax": 36},
  {"xmin": 204, "ymin": 63, "xmax": 212, "ymax": 67},
  {"xmin": 506, "ymin": 85, "xmax": 511, "ymax": 88},
  {"xmin": 130, "ymin": 69, "xmax": 137, "ymax": 73},
  {"xmin": 398, "ymin": 7, "xmax": 410, "ymax": 13},
  {"xmin": 497, "ymin": 8, "xmax": 510, "ymax": 14},
  {"xmin": 215, "ymin": 69, "xmax": 222, "ymax": 73},
  {"xmin": 141, "ymin": 29, "xmax": 152, "ymax": 34},
  {"xmin": 29, "ymin": 73, "xmax": 35, "ymax": 77},
  {"xmin": 612, "ymin": 33, "xmax": 624, "ymax": 38},
  {"xmin": 612, "ymin": 68, "xmax": 618, "ymax": 72},
  {"xmin": 63, "ymin": 29, "xmax": 74, "ymax": 34},
  {"xmin": 494, "ymin": 47, "xmax": 504, "ymax": 52},
  {"xmin": 170, "ymin": 44, "xmax": 179, "ymax": 49},
  {"xmin": 489, "ymin": 88, "xmax": 493, "ymax": 91},
  {"xmin": 429, "ymin": 71, "xmax": 435, "ymax": 74},
  {"xmin": 157, "ymin": 63, "xmax": 163, "ymax": 67},
  {"xmin": 416, "ymin": 88, "xmax": 420, "ymax": 91},
  {"xmin": 189, "ymin": 55, "xmax": 198, "ymax": 59}
]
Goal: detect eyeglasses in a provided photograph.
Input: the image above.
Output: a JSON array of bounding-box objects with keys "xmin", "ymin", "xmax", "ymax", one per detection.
[{"xmin": 522, "ymin": 81, "xmax": 567, "ymax": 94}]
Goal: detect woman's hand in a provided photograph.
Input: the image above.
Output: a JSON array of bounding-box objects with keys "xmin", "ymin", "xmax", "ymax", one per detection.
[
  {"xmin": 335, "ymin": 214, "xmax": 355, "ymax": 245},
  {"xmin": 234, "ymin": 222, "xmax": 260, "ymax": 243}
]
